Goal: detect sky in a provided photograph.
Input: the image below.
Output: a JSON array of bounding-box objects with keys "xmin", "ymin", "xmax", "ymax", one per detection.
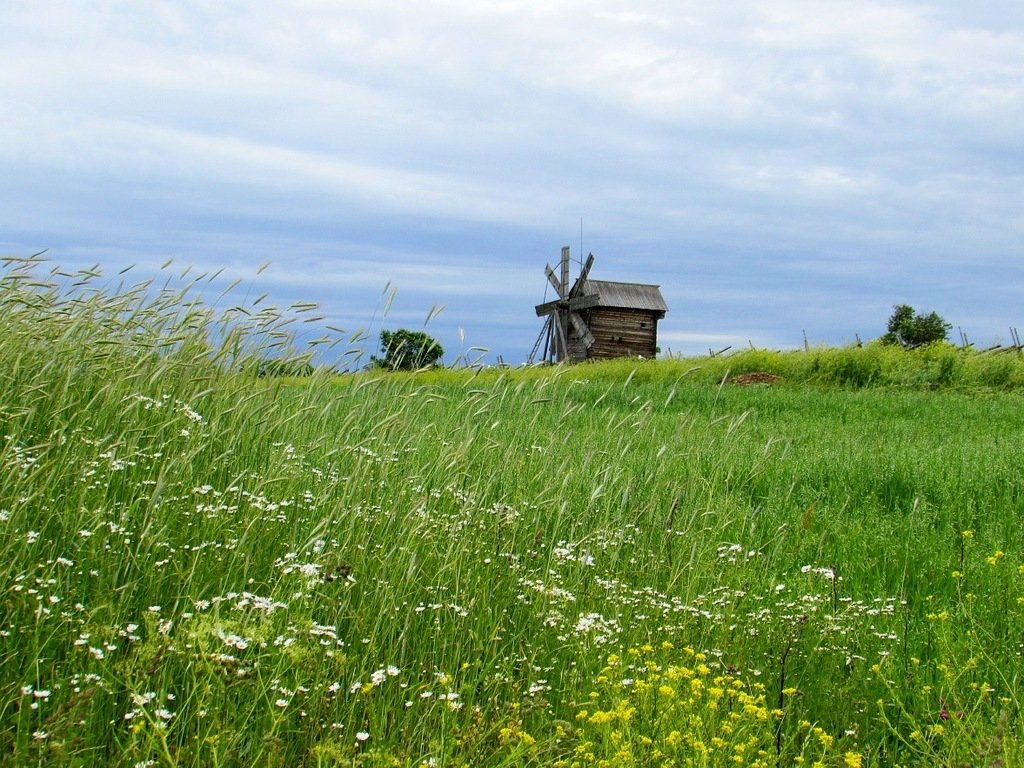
[{"xmin": 2, "ymin": 1, "xmax": 1022, "ymax": 366}]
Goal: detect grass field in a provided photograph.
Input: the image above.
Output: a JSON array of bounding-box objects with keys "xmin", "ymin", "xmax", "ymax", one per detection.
[{"xmin": 2, "ymin": 261, "xmax": 1024, "ymax": 767}]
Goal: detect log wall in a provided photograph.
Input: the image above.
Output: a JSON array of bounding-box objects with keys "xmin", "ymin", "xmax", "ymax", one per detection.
[{"xmin": 586, "ymin": 308, "xmax": 660, "ymax": 359}]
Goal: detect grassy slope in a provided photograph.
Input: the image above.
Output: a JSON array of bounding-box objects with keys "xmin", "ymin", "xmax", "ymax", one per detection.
[{"xmin": 2, "ymin": 267, "xmax": 1024, "ymax": 766}]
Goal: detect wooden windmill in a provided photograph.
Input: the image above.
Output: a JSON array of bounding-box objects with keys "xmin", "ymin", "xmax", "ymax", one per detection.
[
  {"xmin": 530, "ymin": 246, "xmax": 668, "ymax": 364},
  {"xmin": 532, "ymin": 246, "xmax": 598, "ymax": 363}
]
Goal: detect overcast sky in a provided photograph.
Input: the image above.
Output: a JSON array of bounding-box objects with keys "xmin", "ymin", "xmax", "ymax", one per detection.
[{"xmin": 2, "ymin": 1, "xmax": 1022, "ymax": 365}]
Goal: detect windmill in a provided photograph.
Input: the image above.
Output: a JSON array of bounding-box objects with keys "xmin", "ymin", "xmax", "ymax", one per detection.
[
  {"xmin": 530, "ymin": 246, "xmax": 599, "ymax": 363},
  {"xmin": 529, "ymin": 246, "xmax": 669, "ymax": 364}
]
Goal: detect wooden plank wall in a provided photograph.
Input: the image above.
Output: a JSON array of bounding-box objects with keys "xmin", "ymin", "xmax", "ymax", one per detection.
[{"xmin": 587, "ymin": 308, "xmax": 659, "ymax": 359}]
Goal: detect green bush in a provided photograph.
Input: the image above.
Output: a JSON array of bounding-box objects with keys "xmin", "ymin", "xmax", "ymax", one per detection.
[
  {"xmin": 882, "ymin": 304, "xmax": 951, "ymax": 347},
  {"xmin": 371, "ymin": 329, "xmax": 444, "ymax": 370}
]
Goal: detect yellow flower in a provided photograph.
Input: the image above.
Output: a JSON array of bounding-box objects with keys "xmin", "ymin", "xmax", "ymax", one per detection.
[
  {"xmin": 814, "ymin": 728, "xmax": 834, "ymax": 749},
  {"xmin": 588, "ymin": 710, "xmax": 614, "ymax": 725},
  {"xmin": 843, "ymin": 751, "xmax": 863, "ymax": 768},
  {"xmin": 961, "ymin": 529, "xmax": 974, "ymax": 539}
]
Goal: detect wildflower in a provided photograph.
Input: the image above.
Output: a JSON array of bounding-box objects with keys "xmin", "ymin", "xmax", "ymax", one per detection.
[
  {"xmin": 355, "ymin": 731, "xmax": 370, "ymax": 742},
  {"xmin": 843, "ymin": 752, "xmax": 862, "ymax": 768},
  {"xmin": 181, "ymin": 405, "xmax": 204, "ymax": 423},
  {"xmin": 588, "ymin": 710, "xmax": 614, "ymax": 725}
]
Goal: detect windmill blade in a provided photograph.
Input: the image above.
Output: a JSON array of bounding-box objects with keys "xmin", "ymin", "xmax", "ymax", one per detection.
[
  {"xmin": 569, "ymin": 311, "xmax": 595, "ymax": 349},
  {"xmin": 545, "ymin": 264, "xmax": 565, "ymax": 297},
  {"xmin": 570, "ymin": 253, "xmax": 595, "ymax": 297},
  {"xmin": 567, "ymin": 293, "xmax": 600, "ymax": 311},
  {"xmin": 535, "ymin": 298, "xmax": 562, "ymax": 317}
]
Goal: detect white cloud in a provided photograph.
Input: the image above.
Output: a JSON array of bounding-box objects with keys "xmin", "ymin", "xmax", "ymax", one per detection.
[{"xmin": 1, "ymin": 0, "xmax": 1022, "ymax": 361}]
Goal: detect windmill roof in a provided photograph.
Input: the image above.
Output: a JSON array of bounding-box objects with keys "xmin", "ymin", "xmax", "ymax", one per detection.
[{"xmin": 579, "ymin": 279, "xmax": 668, "ymax": 313}]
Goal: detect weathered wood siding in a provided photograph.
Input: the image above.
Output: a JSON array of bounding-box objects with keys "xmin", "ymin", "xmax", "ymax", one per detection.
[{"xmin": 585, "ymin": 308, "xmax": 660, "ymax": 359}]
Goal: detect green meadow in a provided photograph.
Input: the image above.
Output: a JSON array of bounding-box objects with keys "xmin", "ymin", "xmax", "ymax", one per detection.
[{"xmin": 2, "ymin": 261, "xmax": 1024, "ymax": 767}]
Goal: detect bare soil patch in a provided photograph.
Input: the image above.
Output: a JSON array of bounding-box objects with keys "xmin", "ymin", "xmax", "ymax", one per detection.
[{"xmin": 729, "ymin": 371, "xmax": 781, "ymax": 386}]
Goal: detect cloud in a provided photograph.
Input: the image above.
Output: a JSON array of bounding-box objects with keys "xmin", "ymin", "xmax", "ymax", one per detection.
[{"xmin": 1, "ymin": 1, "xmax": 1022, "ymax": 360}]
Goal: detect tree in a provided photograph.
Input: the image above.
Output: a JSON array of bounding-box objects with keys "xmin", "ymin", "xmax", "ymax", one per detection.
[
  {"xmin": 882, "ymin": 304, "xmax": 951, "ymax": 347},
  {"xmin": 372, "ymin": 329, "xmax": 444, "ymax": 370}
]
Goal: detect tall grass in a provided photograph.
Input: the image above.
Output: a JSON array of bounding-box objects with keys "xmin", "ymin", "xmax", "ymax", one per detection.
[
  {"xmin": 2, "ymin": 260, "xmax": 1023, "ymax": 766},
  {"xmin": 668, "ymin": 343, "xmax": 1024, "ymax": 390}
]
